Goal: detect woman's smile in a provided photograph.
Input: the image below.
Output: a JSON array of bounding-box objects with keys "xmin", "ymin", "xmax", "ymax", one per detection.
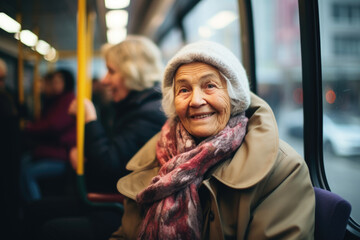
[{"xmin": 189, "ymin": 112, "xmax": 215, "ymax": 120}]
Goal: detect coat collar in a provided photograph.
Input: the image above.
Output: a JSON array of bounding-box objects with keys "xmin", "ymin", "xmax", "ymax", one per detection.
[
  {"xmin": 212, "ymin": 93, "xmax": 279, "ymax": 188},
  {"xmin": 117, "ymin": 92, "xmax": 279, "ymax": 199},
  {"xmin": 112, "ymin": 84, "xmax": 161, "ymax": 110}
]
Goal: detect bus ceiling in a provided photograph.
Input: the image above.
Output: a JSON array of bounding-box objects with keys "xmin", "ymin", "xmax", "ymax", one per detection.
[{"xmin": 0, "ymin": 0, "xmax": 200, "ymax": 58}]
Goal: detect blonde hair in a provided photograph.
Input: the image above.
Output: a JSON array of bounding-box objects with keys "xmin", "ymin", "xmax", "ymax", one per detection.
[{"xmin": 103, "ymin": 36, "xmax": 163, "ymax": 91}]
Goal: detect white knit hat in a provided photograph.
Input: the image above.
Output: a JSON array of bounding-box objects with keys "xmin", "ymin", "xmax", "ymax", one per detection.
[{"xmin": 162, "ymin": 41, "xmax": 250, "ymax": 118}]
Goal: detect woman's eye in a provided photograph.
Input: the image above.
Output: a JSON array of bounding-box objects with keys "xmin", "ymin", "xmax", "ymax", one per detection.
[
  {"xmin": 207, "ymin": 83, "xmax": 216, "ymax": 88},
  {"xmin": 179, "ymin": 88, "xmax": 188, "ymax": 93}
]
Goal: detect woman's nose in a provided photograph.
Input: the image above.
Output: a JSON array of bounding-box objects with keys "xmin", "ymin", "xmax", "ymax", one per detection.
[{"xmin": 189, "ymin": 88, "xmax": 206, "ymax": 107}]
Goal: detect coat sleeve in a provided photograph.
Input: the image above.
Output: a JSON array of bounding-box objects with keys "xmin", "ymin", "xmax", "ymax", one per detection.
[
  {"xmin": 109, "ymin": 198, "xmax": 143, "ymax": 240},
  {"xmin": 245, "ymin": 148, "xmax": 315, "ymax": 240},
  {"xmin": 84, "ymin": 109, "xmax": 166, "ymax": 190}
]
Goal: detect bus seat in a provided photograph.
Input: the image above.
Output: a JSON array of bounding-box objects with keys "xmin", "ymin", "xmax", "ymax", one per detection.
[
  {"xmin": 87, "ymin": 192, "xmax": 124, "ymax": 203},
  {"xmin": 314, "ymin": 187, "xmax": 351, "ymax": 240}
]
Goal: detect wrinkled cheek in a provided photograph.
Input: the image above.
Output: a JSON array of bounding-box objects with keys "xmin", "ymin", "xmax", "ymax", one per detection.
[
  {"xmin": 218, "ymin": 101, "xmax": 231, "ymax": 129},
  {"xmin": 174, "ymin": 101, "xmax": 187, "ymax": 119},
  {"xmin": 215, "ymin": 116, "xmax": 228, "ymax": 133}
]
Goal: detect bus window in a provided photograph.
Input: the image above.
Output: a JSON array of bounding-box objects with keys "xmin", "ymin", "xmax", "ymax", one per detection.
[
  {"xmin": 252, "ymin": 0, "xmax": 304, "ymax": 156},
  {"xmin": 159, "ymin": 28, "xmax": 183, "ymax": 62},
  {"xmin": 182, "ymin": 0, "xmax": 241, "ymax": 59},
  {"xmin": 319, "ymin": 0, "xmax": 360, "ymax": 225}
]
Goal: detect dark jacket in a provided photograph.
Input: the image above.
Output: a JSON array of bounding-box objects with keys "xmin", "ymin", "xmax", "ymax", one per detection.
[
  {"xmin": 0, "ymin": 89, "xmax": 17, "ymax": 118},
  {"xmin": 25, "ymin": 91, "xmax": 76, "ymax": 161},
  {"xmin": 84, "ymin": 86, "xmax": 167, "ymax": 192}
]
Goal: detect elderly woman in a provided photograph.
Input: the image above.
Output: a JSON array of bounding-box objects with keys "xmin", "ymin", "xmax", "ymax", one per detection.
[{"xmin": 110, "ymin": 41, "xmax": 315, "ymax": 240}]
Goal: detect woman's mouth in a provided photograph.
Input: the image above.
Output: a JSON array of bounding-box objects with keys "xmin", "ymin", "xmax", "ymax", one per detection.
[{"xmin": 190, "ymin": 113, "xmax": 215, "ymax": 119}]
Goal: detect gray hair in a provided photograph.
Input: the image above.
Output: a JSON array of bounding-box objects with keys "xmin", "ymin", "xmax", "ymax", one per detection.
[
  {"xmin": 161, "ymin": 41, "xmax": 251, "ymax": 119},
  {"xmin": 103, "ymin": 35, "xmax": 163, "ymax": 91}
]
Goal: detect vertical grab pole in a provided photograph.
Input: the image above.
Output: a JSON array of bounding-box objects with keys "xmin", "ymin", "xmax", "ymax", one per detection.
[
  {"xmin": 33, "ymin": 26, "xmax": 41, "ymax": 120},
  {"xmin": 16, "ymin": 14, "xmax": 24, "ymax": 105},
  {"xmin": 77, "ymin": 0, "xmax": 86, "ymax": 177},
  {"xmin": 16, "ymin": 13, "xmax": 24, "ymax": 127},
  {"xmin": 33, "ymin": 54, "xmax": 41, "ymax": 120},
  {"xmin": 76, "ymin": 0, "xmax": 123, "ymax": 213},
  {"xmin": 86, "ymin": 12, "xmax": 95, "ymax": 99}
]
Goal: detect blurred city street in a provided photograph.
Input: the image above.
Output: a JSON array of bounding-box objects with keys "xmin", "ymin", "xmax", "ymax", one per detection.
[{"xmin": 278, "ymin": 112, "xmax": 360, "ymax": 223}]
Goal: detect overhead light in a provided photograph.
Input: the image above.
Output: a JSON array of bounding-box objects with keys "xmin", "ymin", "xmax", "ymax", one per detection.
[
  {"xmin": 36, "ymin": 40, "xmax": 51, "ymax": 55},
  {"xmin": 107, "ymin": 28, "xmax": 127, "ymax": 44},
  {"xmin": 198, "ymin": 26, "xmax": 213, "ymax": 38},
  {"xmin": 0, "ymin": 12, "xmax": 21, "ymax": 33},
  {"xmin": 14, "ymin": 32, "xmax": 20, "ymax": 40},
  {"xmin": 105, "ymin": 0, "xmax": 130, "ymax": 9},
  {"xmin": 19, "ymin": 30, "xmax": 38, "ymax": 47},
  {"xmin": 44, "ymin": 47, "xmax": 57, "ymax": 62},
  {"xmin": 106, "ymin": 10, "xmax": 128, "ymax": 28},
  {"xmin": 208, "ymin": 11, "xmax": 238, "ymax": 29}
]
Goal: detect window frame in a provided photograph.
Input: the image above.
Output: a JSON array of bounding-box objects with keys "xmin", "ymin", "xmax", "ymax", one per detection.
[
  {"xmin": 241, "ymin": 0, "xmax": 360, "ymax": 237},
  {"xmin": 298, "ymin": 0, "xmax": 360, "ymax": 237},
  {"xmin": 238, "ymin": 0, "xmax": 257, "ymax": 94}
]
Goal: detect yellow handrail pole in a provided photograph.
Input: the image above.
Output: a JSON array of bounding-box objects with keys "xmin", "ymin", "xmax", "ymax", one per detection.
[
  {"xmin": 16, "ymin": 13, "xmax": 25, "ymax": 128},
  {"xmin": 33, "ymin": 27, "xmax": 41, "ymax": 120},
  {"xmin": 16, "ymin": 14, "xmax": 24, "ymax": 106},
  {"xmin": 86, "ymin": 12, "xmax": 96, "ymax": 99},
  {"xmin": 33, "ymin": 53, "xmax": 41, "ymax": 120},
  {"xmin": 77, "ymin": 0, "xmax": 87, "ymax": 176}
]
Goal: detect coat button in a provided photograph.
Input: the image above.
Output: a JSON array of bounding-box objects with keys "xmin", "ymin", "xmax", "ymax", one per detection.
[{"xmin": 209, "ymin": 211, "xmax": 215, "ymax": 221}]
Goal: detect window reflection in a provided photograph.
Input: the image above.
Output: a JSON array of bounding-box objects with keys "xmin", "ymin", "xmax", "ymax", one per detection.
[
  {"xmin": 159, "ymin": 0, "xmax": 241, "ymax": 71},
  {"xmin": 176, "ymin": 0, "xmax": 241, "ymax": 59},
  {"xmin": 319, "ymin": 0, "xmax": 360, "ymax": 224},
  {"xmin": 252, "ymin": 0, "xmax": 304, "ymax": 156},
  {"xmin": 159, "ymin": 28, "xmax": 183, "ymax": 62}
]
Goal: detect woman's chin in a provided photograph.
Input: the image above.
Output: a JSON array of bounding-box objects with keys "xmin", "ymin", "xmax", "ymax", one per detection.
[{"xmin": 190, "ymin": 128, "xmax": 218, "ymax": 139}]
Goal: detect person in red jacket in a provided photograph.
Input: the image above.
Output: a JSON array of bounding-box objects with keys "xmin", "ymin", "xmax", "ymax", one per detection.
[{"xmin": 20, "ymin": 69, "xmax": 76, "ymax": 203}]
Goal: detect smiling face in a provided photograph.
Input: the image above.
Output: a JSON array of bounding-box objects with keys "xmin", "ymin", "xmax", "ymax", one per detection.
[
  {"xmin": 174, "ymin": 62, "xmax": 231, "ymax": 139},
  {"xmin": 101, "ymin": 59, "xmax": 130, "ymax": 102}
]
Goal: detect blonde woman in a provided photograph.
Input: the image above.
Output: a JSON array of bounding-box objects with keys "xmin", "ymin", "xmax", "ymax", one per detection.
[{"xmin": 68, "ymin": 35, "xmax": 167, "ymax": 192}]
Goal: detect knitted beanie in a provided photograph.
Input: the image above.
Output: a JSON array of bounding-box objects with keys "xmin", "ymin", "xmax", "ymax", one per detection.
[{"xmin": 162, "ymin": 41, "xmax": 250, "ymax": 117}]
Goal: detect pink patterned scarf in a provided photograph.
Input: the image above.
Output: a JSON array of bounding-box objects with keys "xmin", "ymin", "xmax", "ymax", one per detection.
[{"xmin": 136, "ymin": 113, "xmax": 248, "ymax": 239}]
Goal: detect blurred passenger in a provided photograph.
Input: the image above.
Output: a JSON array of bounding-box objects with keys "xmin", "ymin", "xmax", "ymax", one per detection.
[
  {"xmin": 0, "ymin": 57, "xmax": 21, "ymax": 239},
  {"xmin": 0, "ymin": 57, "xmax": 17, "ymax": 117},
  {"xmin": 20, "ymin": 69, "xmax": 76, "ymax": 203},
  {"xmin": 109, "ymin": 41, "xmax": 315, "ymax": 239},
  {"xmin": 0, "ymin": 57, "xmax": 29, "ymax": 119},
  {"xmin": 68, "ymin": 36, "xmax": 167, "ymax": 192},
  {"xmin": 38, "ymin": 36, "xmax": 167, "ymax": 240}
]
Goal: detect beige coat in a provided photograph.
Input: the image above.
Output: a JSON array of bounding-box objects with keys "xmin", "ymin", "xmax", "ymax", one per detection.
[{"xmin": 110, "ymin": 93, "xmax": 315, "ymax": 240}]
